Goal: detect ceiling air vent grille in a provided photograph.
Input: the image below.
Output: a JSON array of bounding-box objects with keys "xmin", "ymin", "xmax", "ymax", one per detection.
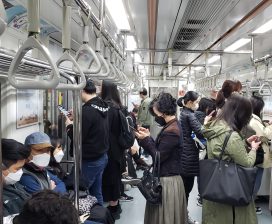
[{"xmin": 173, "ymin": 0, "xmax": 237, "ymax": 50}]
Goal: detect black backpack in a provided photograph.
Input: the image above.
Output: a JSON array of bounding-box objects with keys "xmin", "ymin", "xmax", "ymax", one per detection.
[{"xmin": 118, "ymin": 108, "xmax": 135, "ymax": 149}]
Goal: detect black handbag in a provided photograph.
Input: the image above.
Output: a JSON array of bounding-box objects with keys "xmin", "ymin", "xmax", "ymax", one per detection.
[
  {"xmin": 199, "ymin": 131, "xmax": 258, "ymax": 206},
  {"xmin": 137, "ymin": 152, "xmax": 162, "ymax": 205}
]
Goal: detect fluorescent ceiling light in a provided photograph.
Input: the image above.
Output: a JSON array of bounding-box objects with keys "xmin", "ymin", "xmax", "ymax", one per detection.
[
  {"xmin": 208, "ymin": 55, "xmax": 220, "ymax": 64},
  {"xmin": 105, "ymin": 0, "xmax": 130, "ymax": 30},
  {"xmin": 127, "ymin": 36, "xmax": 137, "ymax": 50},
  {"xmin": 253, "ymin": 18, "xmax": 272, "ymax": 34},
  {"xmin": 194, "ymin": 67, "xmax": 203, "ymax": 71},
  {"xmin": 224, "ymin": 38, "xmax": 251, "ymax": 52}
]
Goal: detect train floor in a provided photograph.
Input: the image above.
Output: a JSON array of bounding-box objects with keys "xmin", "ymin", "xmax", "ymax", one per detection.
[{"xmin": 116, "ymin": 175, "xmax": 272, "ymax": 224}]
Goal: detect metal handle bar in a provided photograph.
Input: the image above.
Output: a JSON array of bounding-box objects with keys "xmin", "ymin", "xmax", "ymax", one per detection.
[
  {"xmin": 259, "ymin": 81, "xmax": 272, "ymax": 96},
  {"xmin": 8, "ymin": 0, "xmax": 60, "ymax": 89},
  {"xmin": 74, "ymin": 42, "xmax": 102, "ymax": 74},
  {"xmin": 86, "ymin": 52, "xmax": 110, "ymax": 78},
  {"xmin": 56, "ymin": 51, "xmax": 86, "ymax": 90},
  {"xmin": 8, "ymin": 36, "xmax": 60, "ymax": 89}
]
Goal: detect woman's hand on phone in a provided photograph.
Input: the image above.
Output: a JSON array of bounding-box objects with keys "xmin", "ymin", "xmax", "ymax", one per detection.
[
  {"xmin": 135, "ymin": 127, "xmax": 150, "ymax": 139},
  {"xmin": 65, "ymin": 116, "xmax": 73, "ymax": 127},
  {"xmin": 204, "ymin": 110, "xmax": 216, "ymax": 125}
]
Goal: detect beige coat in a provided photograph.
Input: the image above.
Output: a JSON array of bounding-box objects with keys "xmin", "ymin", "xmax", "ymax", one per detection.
[
  {"xmin": 249, "ymin": 114, "xmax": 272, "ymax": 211},
  {"xmin": 249, "ymin": 114, "xmax": 272, "ymax": 168}
]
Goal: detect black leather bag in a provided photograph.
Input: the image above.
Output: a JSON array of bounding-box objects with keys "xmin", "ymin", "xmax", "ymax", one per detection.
[
  {"xmin": 199, "ymin": 131, "xmax": 258, "ymax": 206},
  {"xmin": 137, "ymin": 152, "xmax": 162, "ymax": 205}
]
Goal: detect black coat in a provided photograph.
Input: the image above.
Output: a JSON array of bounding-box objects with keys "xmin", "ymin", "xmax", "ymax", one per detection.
[
  {"xmin": 179, "ymin": 107, "xmax": 204, "ymax": 176},
  {"xmin": 67, "ymin": 96, "xmax": 109, "ymax": 160},
  {"xmin": 140, "ymin": 119, "xmax": 182, "ymax": 177},
  {"xmin": 3, "ymin": 183, "xmax": 30, "ymax": 216}
]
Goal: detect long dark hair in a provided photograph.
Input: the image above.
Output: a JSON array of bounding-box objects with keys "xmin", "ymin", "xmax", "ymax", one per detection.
[
  {"xmin": 101, "ymin": 81, "xmax": 122, "ymax": 107},
  {"xmin": 217, "ymin": 94, "xmax": 252, "ymax": 131},
  {"xmin": 250, "ymin": 96, "xmax": 264, "ymax": 118},
  {"xmin": 197, "ymin": 97, "xmax": 216, "ymax": 115},
  {"xmin": 216, "ymin": 80, "xmax": 242, "ymax": 108}
]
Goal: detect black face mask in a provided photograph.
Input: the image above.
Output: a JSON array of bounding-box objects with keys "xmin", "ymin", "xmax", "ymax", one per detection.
[{"xmin": 155, "ymin": 115, "xmax": 166, "ymax": 126}]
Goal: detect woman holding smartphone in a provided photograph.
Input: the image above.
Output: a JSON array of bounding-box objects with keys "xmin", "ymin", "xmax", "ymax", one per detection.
[{"xmin": 135, "ymin": 92, "xmax": 187, "ymax": 224}]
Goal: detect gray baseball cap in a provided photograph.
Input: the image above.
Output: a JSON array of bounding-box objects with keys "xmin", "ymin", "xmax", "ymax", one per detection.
[{"xmin": 25, "ymin": 132, "xmax": 53, "ymax": 150}]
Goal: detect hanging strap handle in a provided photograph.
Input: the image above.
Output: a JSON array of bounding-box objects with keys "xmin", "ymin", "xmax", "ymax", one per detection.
[{"xmin": 219, "ymin": 130, "xmax": 233, "ymax": 160}]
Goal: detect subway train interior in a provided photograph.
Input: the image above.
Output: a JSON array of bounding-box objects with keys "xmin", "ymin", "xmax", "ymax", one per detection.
[{"xmin": 0, "ymin": 0, "xmax": 272, "ymax": 223}]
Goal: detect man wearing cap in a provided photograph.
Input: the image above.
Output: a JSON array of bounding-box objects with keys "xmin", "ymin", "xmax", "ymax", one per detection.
[
  {"xmin": 19, "ymin": 132, "xmax": 66, "ymax": 194},
  {"xmin": 65, "ymin": 79, "xmax": 110, "ymax": 205}
]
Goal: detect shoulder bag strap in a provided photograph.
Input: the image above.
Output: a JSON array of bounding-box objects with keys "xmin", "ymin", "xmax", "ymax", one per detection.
[
  {"xmin": 219, "ymin": 130, "xmax": 233, "ymax": 160},
  {"xmin": 152, "ymin": 152, "xmax": 160, "ymax": 179}
]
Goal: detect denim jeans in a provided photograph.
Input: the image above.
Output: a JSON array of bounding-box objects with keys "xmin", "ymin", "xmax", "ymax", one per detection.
[
  {"xmin": 84, "ymin": 221, "xmax": 102, "ymax": 224},
  {"xmin": 82, "ymin": 153, "xmax": 108, "ymax": 205},
  {"xmin": 253, "ymin": 167, "xmax": 264, "ymax": 197}
]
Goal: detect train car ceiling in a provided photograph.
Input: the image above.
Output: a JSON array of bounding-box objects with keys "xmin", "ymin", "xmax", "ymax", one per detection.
[{"xmin": 0, "ymin": 0, "xmax": 272, "ymax": 93}]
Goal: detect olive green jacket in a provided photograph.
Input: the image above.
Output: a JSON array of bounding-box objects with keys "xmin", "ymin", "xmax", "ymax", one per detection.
[
  {"xmin": 202, "ymin": 120, "xmax": 257, "ymax": 224},
  {"xmin": 137, "ymin": 97, "xmax": 153, "ymax": 126}
]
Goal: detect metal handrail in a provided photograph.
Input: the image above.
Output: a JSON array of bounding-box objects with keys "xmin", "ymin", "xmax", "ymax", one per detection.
[
  {"xmin": 8, "ymin": 0, "xmax": 59, "ymax": 89},
  {"xmin": 73, "ymin": 9, "xmax": 101, "ymax": 74},
  {"xmin": 259, "ymin": 81, "xmax": 272, "ymax": 96},
  {"xmin": 56, "ymin": 0, "xmax": 86, "ymax": 90}
]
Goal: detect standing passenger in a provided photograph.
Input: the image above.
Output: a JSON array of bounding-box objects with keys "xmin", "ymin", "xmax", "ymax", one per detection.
[
  {"xmin": 249, "ymin": 96, "xmax": 272, "ymax": 215},
  {"xmin": 66, "ymin": 79, "xmax": 109, "ymax": 205},
  {"xmin": 135, "ymin": 92, "xmax": 187, "ymax": 224},
  {"xmin": 179, "ymin": 91, "xmax": 203, "ymax": 224},
  {"xmin": 202, "ymin": 94, "xmax": 260, "ymax": 224},
  {"xmin": 137, "ymin": 87, "xmax": 153, "ymax": 158},
  {"xmin": 101, "ymin": 81, "xmax": 126, "ymax": 220}
]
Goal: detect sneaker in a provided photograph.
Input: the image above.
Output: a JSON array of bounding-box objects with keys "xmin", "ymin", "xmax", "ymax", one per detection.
[
  {"xmin": 120, "ymin": 193, "xmax": 134, "ymax": 202},
  {"xmin": 196, "ymin": 197, "xmax": 203, "ymax": 207},
  {"xmin": 121, "ymin": 175, "xmax": 141, "ymax": 185},
  {"xmin": 256, "ymin": 207, "xmax": 262, "ymax": 215},
  {"xmin": 188, "ymin": 216, "xmax": 199, "ymax": 224}
]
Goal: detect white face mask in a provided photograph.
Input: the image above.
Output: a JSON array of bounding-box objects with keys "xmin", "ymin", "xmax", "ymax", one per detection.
[
  {"xmin": 31, "ymin": 153, "xmax": 51, "ymax": 167},
  {"xmin": 4, "ymin": 169, "xmax": 23, "ymax": 185},
  {"xmin": 54, "ymin": 150, "xmax": 64, "ymax": 163},
  {"xmin": 192, "ymin": 103, "xmax": 199, "ymax": 111}
]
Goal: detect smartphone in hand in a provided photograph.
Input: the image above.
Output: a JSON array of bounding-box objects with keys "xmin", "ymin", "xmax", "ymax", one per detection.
[
  {"xmin": 129, "ymin": 125, "xmax": 139, "ymax": 133},
  {"xmin": 57, "ymin": 105, "xmax": 69, "ymax": 116}
]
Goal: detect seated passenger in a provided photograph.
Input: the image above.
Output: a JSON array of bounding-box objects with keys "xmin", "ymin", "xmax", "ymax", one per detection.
[
  {"xmin": 2, "ymin": 139, "xmax": 31, "ymax": 218},
  {"xmin": 13, "ymin": 190, "xmax": 79, "ymax": 224},
  {"xmin": 20, "ymin": 132, "xmax": 113, "ymax": 224},
  {"xmin": 19, "ymin": 132, "xmax": 65, "ymax": 193}
]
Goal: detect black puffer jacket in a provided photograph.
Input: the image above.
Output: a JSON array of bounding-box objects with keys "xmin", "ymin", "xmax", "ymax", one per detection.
[
  {"xmin": 179, "ymin": 107, "xmax": 204, "ymax": 176},
  {"xmin": 195, "ymin": 111, "xmax": 206, "ymax": 125}
]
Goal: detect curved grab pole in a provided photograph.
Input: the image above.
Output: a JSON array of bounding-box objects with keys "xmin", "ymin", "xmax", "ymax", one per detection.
[
  {"xmin": 56, "ymin": 0, "xmax": 86, "ymax": 90},
  {"xmin": 73, "ymin": 9, "xmax": 101, "ymax": 74},
  {"xmin": 8, "ymin": 0, "xmax": 59, "ymax": 89}
]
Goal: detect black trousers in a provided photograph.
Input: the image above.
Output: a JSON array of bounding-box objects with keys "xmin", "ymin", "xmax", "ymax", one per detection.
[{"xmin": 181, "ymin": 175, "xmax": 195, "ymax": 204}]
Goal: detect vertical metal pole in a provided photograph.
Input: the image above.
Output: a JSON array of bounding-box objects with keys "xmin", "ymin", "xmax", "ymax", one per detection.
[
  {"xmin": 251, "ymin": 35, "xmax": 255, "ymax": 64},
  {"xmin": 0, "ymin": 82, "xmax": 3, "ymax": 224},
  {"xmin": 72, "ymin": 90, "xmax": 80, "ymax": 211},
  {"xmin": 99, "ymin": 0, "xmax": 105, "ymax": 37}
]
